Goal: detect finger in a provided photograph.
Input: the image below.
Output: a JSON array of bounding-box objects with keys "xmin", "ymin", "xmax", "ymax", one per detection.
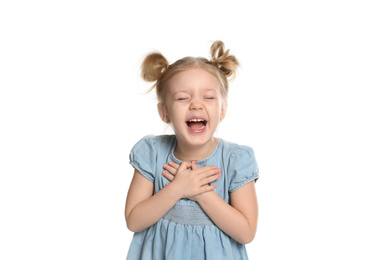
[
  {"xmin": 162, "ymin": 170, "xmax": 175, "ymax": 181},
  {"xmin": 163, "ymin": 163, "xmax": 178, "ymax": 175},
  {"xmin": 178, "ymin": 161, "xmax": 191, "ymax": 171},
  {"xmin": 168, "ymin": 161, "xmax": 180, "ymax": 169},
  {"xmin": 200, "ymin": 184, "xmax": 217, "ymax": 193},
  {"xmin": 202, "ymin": 172, "xmax": 221, "ymax": 185},
  {"xmin": 196, "ymin": 167, "xmax": 221, "ymax": 178},
  {"xmin": 192, "ymin": 165, "xmax": 217, "ymax": 175},
  {"xmin": 191, "ymin": 161, "xmax": 198, "ymax": 170}
]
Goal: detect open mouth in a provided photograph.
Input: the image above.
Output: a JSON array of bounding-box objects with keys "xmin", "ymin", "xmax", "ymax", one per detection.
[{"xmin": 186, "ymin": 118, "xmax": 207, "ymax": 132}]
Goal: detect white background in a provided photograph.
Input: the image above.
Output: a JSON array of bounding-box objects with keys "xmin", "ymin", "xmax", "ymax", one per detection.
[{"xmin": 1, "ymin": 0, "xmax": 389, "ymax": 259}]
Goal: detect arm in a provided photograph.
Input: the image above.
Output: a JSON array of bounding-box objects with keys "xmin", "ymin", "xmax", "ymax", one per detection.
[
  {"xmin": 125, "ymin": 169, "xmax": 181, "ymax": 232},
  {"xmin": 196, "ymin": 182, "xmax": 258, "ymax": 244},
  {"xmin": 163, "ymin": 161, "xmax": 258, "ymax": 244},
  {"xmin": 125, "ymin": 163, "xmax": 221, "ymax": 232}
]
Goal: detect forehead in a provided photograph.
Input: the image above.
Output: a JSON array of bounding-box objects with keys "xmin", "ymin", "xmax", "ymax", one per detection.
[{"xmin": 167, "ymin": 68, "xmax": 221, "ymax": 93}]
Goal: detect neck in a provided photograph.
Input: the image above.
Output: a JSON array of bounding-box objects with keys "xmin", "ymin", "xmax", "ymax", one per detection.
[{"xmin": 174, "ymin": 137, "xmax": 218, "ymax": 162}]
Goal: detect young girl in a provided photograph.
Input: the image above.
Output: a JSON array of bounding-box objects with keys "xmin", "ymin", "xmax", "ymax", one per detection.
[{"xmin": 125, "ymin": 41, "xmax": 259, "ymax": 260}]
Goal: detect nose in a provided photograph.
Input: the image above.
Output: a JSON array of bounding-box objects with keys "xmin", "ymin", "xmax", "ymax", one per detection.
[{"xmin": 189, "ymin": 97, "xmax": 204, "ymax": 111}]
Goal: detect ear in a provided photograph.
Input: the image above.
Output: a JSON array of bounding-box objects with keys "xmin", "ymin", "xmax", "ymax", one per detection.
[
  {"xmin": 157, "ymin": 103, "xmax": 170, "ymax": 123},
  {"xmin": 220, "ymin": 102, "xmax": 228, "ymax": 122}
]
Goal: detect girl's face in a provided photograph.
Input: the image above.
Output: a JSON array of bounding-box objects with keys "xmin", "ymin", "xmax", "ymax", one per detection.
[{"xmin": 159, "ymin": 67, "xmax": 225, "ymax": 148}]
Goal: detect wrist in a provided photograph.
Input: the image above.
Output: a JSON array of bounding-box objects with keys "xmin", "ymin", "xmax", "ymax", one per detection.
[
  {"xmin": 193, "ymin": 190, "xmax": 214, "ymax": 204},
  {"xmin": 164, "ymin": 181, "xmax": 184, "ymax": 202}
]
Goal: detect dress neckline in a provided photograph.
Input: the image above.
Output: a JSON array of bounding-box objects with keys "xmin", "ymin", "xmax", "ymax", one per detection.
[{"xmin": 170, "ymin": 137, "xmax": 222, "ymax": 165}]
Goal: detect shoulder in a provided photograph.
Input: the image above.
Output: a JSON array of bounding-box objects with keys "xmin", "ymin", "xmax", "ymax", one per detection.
[
  {"xmin": 219, "ymin": 139, "xmax": 259, "ymax": 192},
  {"xmin": 219, "ymin": 139, "xmax": 256, "ymax": 160},
  {"xmin": 132, "ymin": 134, "xmax": 175, "ymax": 150},
  {"xmin": 130, "ymin": 134, "xmax": 176, "ymax": 161},
  {"xmin": 129, "ymin": 135, "xmax": 176, "ymax": 182}
]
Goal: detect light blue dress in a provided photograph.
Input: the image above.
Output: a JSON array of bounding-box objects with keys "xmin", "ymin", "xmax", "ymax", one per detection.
[{"xmin": 126, "ymin": 135, "xmax": 259, "ymax": 260}]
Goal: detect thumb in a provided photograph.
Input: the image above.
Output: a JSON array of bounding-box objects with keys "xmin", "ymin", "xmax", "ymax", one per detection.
[
  {"xmin": 191, "ymin": 160, "xmax": 198, "ymax": 170},
  {"xmin": 179, "ymin": 161, "xmax": 191, "ymax": 171}
]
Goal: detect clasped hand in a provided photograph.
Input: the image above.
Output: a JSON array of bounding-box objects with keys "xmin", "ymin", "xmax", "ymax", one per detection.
[{"xmin": 162, "ymin": 161, "xmax": 221, "ymax": 201}]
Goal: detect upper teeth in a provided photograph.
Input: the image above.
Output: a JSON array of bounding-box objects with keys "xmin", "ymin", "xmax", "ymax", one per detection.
[{"xmin": 188, "ymin": 119, "xmax": 204, "ymax": 122}]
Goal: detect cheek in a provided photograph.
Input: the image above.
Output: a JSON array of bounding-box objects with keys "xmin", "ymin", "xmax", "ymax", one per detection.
[
  {"xmin": 206, "ymin": 104, "xmax": 223, "ymax": 121},
  {"xmin": 167, "ymin": 104, "xmax": 185, "ymax": 122}
]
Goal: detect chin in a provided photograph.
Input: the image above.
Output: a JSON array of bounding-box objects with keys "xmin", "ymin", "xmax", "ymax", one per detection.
[{"xmin": 183, "ymin": 131, "xmax": 216, "ymax": 147}]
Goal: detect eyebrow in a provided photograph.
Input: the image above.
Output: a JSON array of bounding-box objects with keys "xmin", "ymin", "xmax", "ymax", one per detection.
[
  {"xmin": 172, "ymin": 88, "xmax": 218, "ymax": 94},
  {"xmin": 172, "ymin": 91, "xmax": 190, "ymax": 96}
]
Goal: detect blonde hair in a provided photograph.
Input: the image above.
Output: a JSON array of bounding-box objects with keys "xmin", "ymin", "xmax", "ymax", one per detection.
[{"xmin": 141, "ymin": 41, "xmax": 239, "ymax": 106}]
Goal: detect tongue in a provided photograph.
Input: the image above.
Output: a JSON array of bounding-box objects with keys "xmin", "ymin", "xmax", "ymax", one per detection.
[{"xmin": 188, "ymin": 122, "xmax": 204, "ymax": 130}]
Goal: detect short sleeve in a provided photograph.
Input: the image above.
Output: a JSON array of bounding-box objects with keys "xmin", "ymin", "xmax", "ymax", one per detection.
[
  {"xmin": 228, "ymin": 145, "xmax": 259, "ymax": 193},
  {"xmin": 129, "ymin": 135, "xmax": 157, "ymax": 182}
]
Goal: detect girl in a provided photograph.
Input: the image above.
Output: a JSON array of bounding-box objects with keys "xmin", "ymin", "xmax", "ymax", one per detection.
[{"xmin": 125, "ymin": 41, "xmax": 259, "ymax": 260}]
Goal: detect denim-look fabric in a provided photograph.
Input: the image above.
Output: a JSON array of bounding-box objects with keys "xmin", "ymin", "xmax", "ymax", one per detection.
[{"xmin": 127, "ymin": 135, "xmax": 259, "ymax": 260}]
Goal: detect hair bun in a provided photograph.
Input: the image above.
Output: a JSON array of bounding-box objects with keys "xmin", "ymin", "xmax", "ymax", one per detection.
[
  {"xmin": 210, "ymin": 40, "xmax": 239, "ymax": 79},
  {"xmin": 141, "ymin": 52, "xmax": 169, "ymax": 82}
]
